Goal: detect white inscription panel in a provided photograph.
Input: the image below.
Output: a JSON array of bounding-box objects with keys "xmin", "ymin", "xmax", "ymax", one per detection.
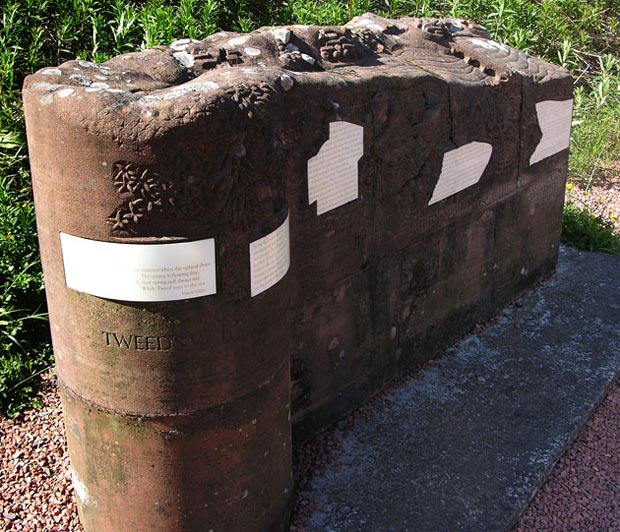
[
  {"xmin": 308, "ymin": 121, "xmax": 364, "ymax": 215},
  {"xmin": 529, "ymin": 99, "xmax": 574, "ymax": 165},
  {"xmin": 428, "ymin": 142, "xmax": 493, "ymax": 205},
  {"xmin": 60, "ymin": 233, "xmax": 216, "ymax": 302},
  {"xmin": 249, "ymin": 215, "xmax": 290, "ymax": 297}
]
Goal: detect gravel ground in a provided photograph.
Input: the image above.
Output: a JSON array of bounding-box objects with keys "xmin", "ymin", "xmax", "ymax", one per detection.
[
  {"xmin": 0, "ymin": 375, "xmax": 83, "ymax": 532},
  {"xmin": 566, "ymin": 166, "xmax": 620, "ymax": 233},
  {"xmin": 516, "ymin": 380, "xmax": 620, "ymax": 532},
  {"xmin": 3, "ymin": 373, "xmax": 620, "ymax": 531}
]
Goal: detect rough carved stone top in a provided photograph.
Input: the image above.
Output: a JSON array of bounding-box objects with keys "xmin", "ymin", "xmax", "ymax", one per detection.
[
  {"xmin": 25, "ymin": 13, "xmax": 569, "ymax": 123},
  {"xmin": 23, "ymin": 13, "xmax": 572, "ymax": 240}
]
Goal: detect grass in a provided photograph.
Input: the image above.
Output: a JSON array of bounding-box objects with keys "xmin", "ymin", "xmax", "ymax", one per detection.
[{"xmin": 1, "ymin": 0, "xmax": 619, "ymax": 416}]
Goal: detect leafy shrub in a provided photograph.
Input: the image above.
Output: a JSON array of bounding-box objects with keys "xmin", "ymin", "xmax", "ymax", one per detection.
[
  {"xmin": 562, "ymin": 201, "xmax": 620, "ymax": 254},
  {"xmin": 0, "ymin": 164, "xmax": 51, "ymax": 416}
]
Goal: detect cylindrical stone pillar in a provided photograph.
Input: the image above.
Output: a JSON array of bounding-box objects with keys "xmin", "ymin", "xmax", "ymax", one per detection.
[{"xmin": 23, "ymin": 50, "xmax": 293, "ymax": 531}]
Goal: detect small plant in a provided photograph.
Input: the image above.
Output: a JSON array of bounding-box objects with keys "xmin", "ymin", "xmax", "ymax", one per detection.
[
  {"xmin": 0, "ymin": 306, "xmax": 52, "ymax": 418},
  {"xmin": 562, "ymin": 201, "xmax": 620, "ymax": 255}
]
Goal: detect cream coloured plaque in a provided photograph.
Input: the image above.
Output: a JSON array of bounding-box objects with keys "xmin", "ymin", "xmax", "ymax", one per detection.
[
  {"xmin": 308, "ymin": 121, "xmax": 364, "ymax": 215},
  {"xmin": 428, "ymin": 142, "xmax": 493, "ymax": 205},
  {"xmin": 60, "ymin": 233, "xmax": 217, "ymax": 302},
  {"xmin": 249, "ymin": 215, "xmax": 290, "ymax": 297},
  {"xmin": 530, "ymin": 99, "xmax": 574, "ymax": 165}
]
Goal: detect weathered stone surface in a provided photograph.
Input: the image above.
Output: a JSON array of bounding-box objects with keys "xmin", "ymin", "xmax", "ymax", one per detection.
[{"xmin": 23, "ymin": 13, "xmax": 572, "ymax": 532}]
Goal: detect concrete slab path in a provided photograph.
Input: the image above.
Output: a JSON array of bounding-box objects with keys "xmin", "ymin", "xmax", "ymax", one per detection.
[{"xmin": 295, "ymin": 246, "xmax": 620, "ymax": 531}]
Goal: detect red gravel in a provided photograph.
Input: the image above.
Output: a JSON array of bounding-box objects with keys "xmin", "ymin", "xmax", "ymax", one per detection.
[
  {"xmin": 0, "ymin": 375, "xmax": 84, "ymax": 532},
  {"xmin": 2, "ymin": 373, "xmax": 620, "ymax": 531},
  {"xmin": 516, "ymin": 380, "xmax": 620, "ymax": 532},
  {"xmin": 566, "ymin": 166, "xmax": 620, "ymax": 233}
]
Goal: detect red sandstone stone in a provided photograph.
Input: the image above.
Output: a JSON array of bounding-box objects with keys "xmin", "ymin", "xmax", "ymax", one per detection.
[{"xmin": 23, "ymin": 13, "xmax": 572, "ymax": 532}]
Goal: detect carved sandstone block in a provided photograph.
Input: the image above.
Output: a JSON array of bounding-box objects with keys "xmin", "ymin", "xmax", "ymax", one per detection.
[{"xmin": 23, "ymin": 13, "xmax": 572, "ymax": 532}]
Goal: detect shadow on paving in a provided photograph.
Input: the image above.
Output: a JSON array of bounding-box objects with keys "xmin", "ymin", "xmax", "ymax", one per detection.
[{"xmin": 295, "ymin": 246, "xmax": 620, "ymax": 532}]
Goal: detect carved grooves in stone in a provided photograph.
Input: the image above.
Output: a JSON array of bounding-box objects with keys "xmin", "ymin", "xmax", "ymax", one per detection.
[
  {"xmin": 451, "ymin": 37, "xmax": 566, "ymax": 83},
  {"xmin": 449, "ymin": 48, "xmax": 500, "ymax": 79},
  {"xmin": 170, "ymin": 39, "xmax": 245, "ymax": 70},
  {"xmin": 399, "ymin": 53, "xmax": 489, "ymax": 84},
  {"xmin": 108, "ymin": 162, "xmax": 174, "ymax": 233},
  {"xmin": 388, "ymin": 19, "xmax": 499, "ymax": 83},
  {"xmin": 230, "ymin": 82, "xmax": 273, "ymax": 118},
  {"xmin": 445, "ymin": 44, "xmax": 509, "ymax": 82},
  {"xmin": 318, "ymin": 29, "xmax": 363, "ymax": 61},
  {"xmin": 413, "ymin": 17, "xmax": 489, "ymax": 40},
  {"xmin": 109, "ymin": 139, "xmax": 279, "ymax": 236},
  {"xmin": 316, "ymin": 27, "xmax": 386, "ymax": 62},
  {"xmin": 57, "ymin": 358, "xmax": 290, "ymax": 416}
]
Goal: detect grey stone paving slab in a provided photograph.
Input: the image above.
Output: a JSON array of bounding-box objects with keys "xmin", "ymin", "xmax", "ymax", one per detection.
[{"xmin": 300, "ymin": 246, "xmax": 620, "ymax": 532}]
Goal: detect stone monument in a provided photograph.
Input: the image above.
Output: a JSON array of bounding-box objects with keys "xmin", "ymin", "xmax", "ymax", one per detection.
[{"xmin": 23, "ymin": 13, "xmax": 572, "ymax": 532}]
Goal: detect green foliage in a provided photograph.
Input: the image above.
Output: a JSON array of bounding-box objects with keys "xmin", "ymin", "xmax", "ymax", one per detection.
[
  {"xmin": 282, "ymin": 1, "xmax": 350, "ymax": 26},
  {"xmin": 0, "ymin": 0, "xmax": 619, "ymax": 416},
  {"xmin": 562, "ymin": 201, "xmax": 620, "ymax": 254},
  {"xmin": 0, "ymin": 167, "xmax": 52, "ymax": 416},
  {"xmin": 569, "ymin": 54, "xmax": 620, "ymax": 181},
  {"xmin": 279, "ymin": 0, "xmax": 383, "ymax": 26}
]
